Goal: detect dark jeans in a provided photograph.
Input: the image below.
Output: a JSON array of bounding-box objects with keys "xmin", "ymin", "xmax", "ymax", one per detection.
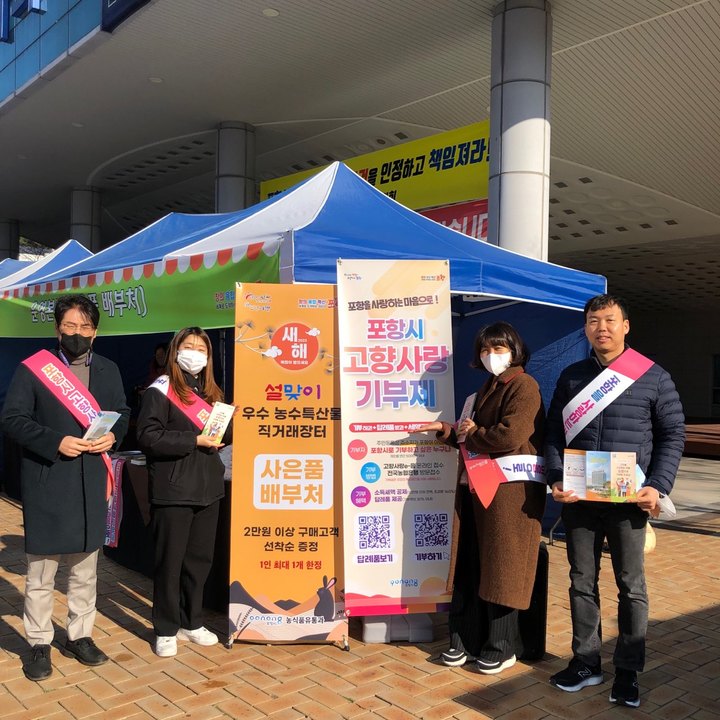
[
  {"xmin": 151, "ymin": 502, "xmax": 220, "ymax": 637},
  {"xmin": 562, "ymin": 501, "xmax": 648, "ymax": 671}
]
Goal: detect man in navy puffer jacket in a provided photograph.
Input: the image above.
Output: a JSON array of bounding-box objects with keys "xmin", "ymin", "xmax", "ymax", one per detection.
[{"xmin": 545, "ymin": 294, "xmax": 684, "ymax": 709}]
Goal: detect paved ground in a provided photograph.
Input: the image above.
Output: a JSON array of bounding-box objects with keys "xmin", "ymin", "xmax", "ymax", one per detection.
[
  {"xmin": 660, "ymin": 457, "xmax": 720, "ymax": 531},
  {"xmin": 1, "ymin": 457, "xmax": 719, "ymax": 720}
]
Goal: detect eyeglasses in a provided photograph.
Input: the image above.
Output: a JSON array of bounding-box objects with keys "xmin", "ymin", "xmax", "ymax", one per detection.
[{"xmin": 60, "ymin": 322, "xmax": 95, "ymax": 334}]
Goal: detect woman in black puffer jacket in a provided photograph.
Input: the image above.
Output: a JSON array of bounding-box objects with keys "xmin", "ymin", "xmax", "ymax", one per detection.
[{"xmin": 137, "ymin": 326, "xmax": 229, "ymax": 658}]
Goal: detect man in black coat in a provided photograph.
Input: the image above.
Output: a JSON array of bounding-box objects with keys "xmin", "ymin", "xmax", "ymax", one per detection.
[
  {"xmin": 544, "ymin": 294, "xmax": 684, "ymax": 708},
  {"xmin": 1, "ymin": 294, "xmax": 129, "ymax": 681}
]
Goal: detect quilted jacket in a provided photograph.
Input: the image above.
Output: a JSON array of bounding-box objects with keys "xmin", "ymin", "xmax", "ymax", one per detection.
[{"xmin": 544, "ymin": 348, "xmax": 685, "ymax": 495}]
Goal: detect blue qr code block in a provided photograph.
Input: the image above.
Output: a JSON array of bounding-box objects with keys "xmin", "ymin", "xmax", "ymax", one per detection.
[
  {"xmin": 413, "ymin": 512, "xmax": 449, "ymax": 548},
  {"xmin": 358, "ymin": 514, "xmax": 392, "ymax": 550}
]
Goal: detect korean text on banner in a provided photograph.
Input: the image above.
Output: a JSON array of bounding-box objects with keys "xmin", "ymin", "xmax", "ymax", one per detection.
[
  {"xmin": 260, "ymin": 122, "xmax": 490, "ymax": 211},
  {"xmin": 337, "ymin": 259, "xmax": 456, "ymax": 616},
  {"xmin": 230, "ymin": 283, "xmax": 347, "ymax": 644},
  {"xmin": 0, "ymin": 245, "xmax": 280, "ymax": 337}
]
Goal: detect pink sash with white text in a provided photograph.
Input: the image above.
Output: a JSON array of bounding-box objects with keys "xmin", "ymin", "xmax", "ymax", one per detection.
[
  {"xmin": 23, "ymin": 350, "xmax": 115, "ymax": 500},
  {"xmin": 562, "ymin": 348, "xmax": 654, "ymax": 445},
  {"xmin": 148, "ymin": 375, "xmax": 212, "ymax": 429}
]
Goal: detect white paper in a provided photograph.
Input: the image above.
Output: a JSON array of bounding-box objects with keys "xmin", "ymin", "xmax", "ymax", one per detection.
[
  {"xmin": 456, "ymin": 392, "xmax": 477, "ymax": 443},
  {"xmin": 563, "ymin": 449, "xmax": 587, "ymax": 498},
  {"xmin": 83, "ymin": 411, "xmax": 121, "ymax": 441}
]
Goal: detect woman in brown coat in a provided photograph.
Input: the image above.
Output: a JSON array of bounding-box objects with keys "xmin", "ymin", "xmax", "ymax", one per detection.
[{"xmin": 418, "ymin": 321, "xmax": 545, "ymax": 675}]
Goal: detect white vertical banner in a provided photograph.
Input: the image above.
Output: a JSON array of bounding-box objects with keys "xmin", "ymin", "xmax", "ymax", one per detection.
[{"xmin": 337, "ymin": 259, "xmax": 457, "ymax": 616}]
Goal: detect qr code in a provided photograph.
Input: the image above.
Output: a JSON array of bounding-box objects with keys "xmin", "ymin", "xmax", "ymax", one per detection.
[
  {"xmin": 357, "ymin": 514, "xmax": 392, "ymax": 550},
  {"xmin": 414, "ymin": 512, "xmax": 449, "ymax": 548}
]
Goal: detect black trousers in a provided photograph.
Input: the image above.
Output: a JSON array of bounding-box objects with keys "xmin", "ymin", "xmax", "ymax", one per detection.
[
  {"xmin": 563, "ymin": 501, "xmax": 648, "ymax": 670},
  {"xmin": 449, "ymin": 486, "xmax": 519, "ymax": 662},
  {"xmin": 482, "ymin": 603, "xmax": 518, "ymax": 662},
  {"xmin": 150, "ymin": 502, "xmax": 220, "ymax": 637}
]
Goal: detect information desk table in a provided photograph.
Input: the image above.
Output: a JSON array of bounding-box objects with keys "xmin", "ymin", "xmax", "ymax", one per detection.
[{"xmin": 103, "ymin": 454, "xmax": 230, "ymax": 612}]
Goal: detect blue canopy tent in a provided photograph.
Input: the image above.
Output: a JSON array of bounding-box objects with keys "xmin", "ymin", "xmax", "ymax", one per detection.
[
  {"xmin": 0, "ymin": 258, "xmax": 32, "ymax": 282},
  {"xmin": 0, "ymin": 239, "xmax": 92, "ymax": 290},
  {"xmin": 30, "ymin": 209, "xmax": 286, "ymax": 284},
  {"xmin": 28, "ymin": 164, "xmax": 604, "ymax": 307}
]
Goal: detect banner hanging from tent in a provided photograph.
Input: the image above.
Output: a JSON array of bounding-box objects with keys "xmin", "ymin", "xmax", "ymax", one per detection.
[
  {"xmin": 229, "ymin": 282, "xmax": 347, "ymax": 645},
  {"xmin": 337, "ymin": 259, "xmax": 457, "ymax": 616},
  {"xmin": 0, "ymin": 247, "xmax": 279, "ymax": 337}
]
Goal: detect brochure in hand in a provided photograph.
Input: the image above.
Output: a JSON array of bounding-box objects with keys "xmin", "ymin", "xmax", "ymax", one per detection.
[
  {"xmin": 456, "ymin": 392, "xmax": 477, "ymax": 443},
  {"xmin": 563, "ymin": 449, "xmax": 642, "ymax": 502},
  {"xmin": 200, "ymin": 402, "xmax": 235, "ymax": 445},
  {"xmin": 83, "ymin": 411, "xmax": 121, "ymax": 441}
]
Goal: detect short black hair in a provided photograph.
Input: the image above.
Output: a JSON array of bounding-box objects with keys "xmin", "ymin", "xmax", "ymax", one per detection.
[
  {"xmin": 583, "ymin": 294, "xmax": 629, "ymax": 322},
  {"xmin": 471, "ymin": 321, "xmax": 529, "ymax": 369},
  {"xmin": 54, "ymin": 294, "xmax": 100, "ymax": 328}
]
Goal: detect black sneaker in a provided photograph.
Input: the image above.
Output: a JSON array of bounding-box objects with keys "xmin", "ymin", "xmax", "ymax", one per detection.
[
  {"xmin": 609, "ymin": 668, "xmax": 640, "ymax": 708},
  {"xmin": 440, "ymin": 647, "xmax": 469, "ymax": 667},
  {"xmin": 476, "ymin": 654, "xmax": 516, "ymax": 675},
  {"xmin": 61, "ymin": 637, "xmax": 109, "ymax": 666},
  {"xmin": 550, "ymin": 657, "xmax": 603, "ymax": 692},
  {"xmin": 23, "ymin": 644, "xmax": 52, "ymax": 681}
]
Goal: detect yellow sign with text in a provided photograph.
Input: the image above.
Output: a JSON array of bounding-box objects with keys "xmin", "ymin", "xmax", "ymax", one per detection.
[
  {"xmin": 260, "ymin": 121, "xmax": 490, "ymax": 211},
  {"xmin": 229, "ymin": 283, "xmax": 346, "ymax": 644}
]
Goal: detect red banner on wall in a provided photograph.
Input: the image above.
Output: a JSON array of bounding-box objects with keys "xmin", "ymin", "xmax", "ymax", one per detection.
[{"xmin": 420, "ymin": 199, "xmax": 488, "ymax": 241}]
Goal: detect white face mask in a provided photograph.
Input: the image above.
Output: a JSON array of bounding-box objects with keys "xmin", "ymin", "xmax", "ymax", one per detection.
[
  {"xmin": 481, "ymin": 351, "xmax": 512, "ymax": 376},
  {"xmin": 177, "ymin": 348, "xmax": 208, "ymax": 375}
]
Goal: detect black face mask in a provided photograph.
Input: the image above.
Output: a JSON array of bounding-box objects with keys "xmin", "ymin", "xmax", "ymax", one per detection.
[{"xmin": 60, "ymin": 333, "xmax": 93, "ymax": 357}]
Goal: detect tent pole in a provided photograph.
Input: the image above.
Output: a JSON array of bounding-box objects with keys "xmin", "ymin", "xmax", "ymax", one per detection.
[{"xmin": 219, "ymin": 328, "xmax": 227, "ymax": 393}]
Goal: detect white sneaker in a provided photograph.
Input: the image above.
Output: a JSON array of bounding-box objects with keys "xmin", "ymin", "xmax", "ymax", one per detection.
[
  {"xmin": 154, "ymin": 635, "xmax": 177, "ymax": 657},
  {"xmin": 176, "ymin": 626, "xmax": 218, "ymax": 646},
  {"xmin": 476, "ymin": 654, "xmax": 517, "ymax": 675}
]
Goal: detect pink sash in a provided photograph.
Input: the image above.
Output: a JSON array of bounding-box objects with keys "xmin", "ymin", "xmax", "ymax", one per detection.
[
  {"xmin": 22, "ymin": 349, "xmax": 115, "ymax": 500},
  {"xmin": 562, "ymin": 348, "xmax": 655, "ymax": 444},
  {"xmin": 148, "ymin": 375, "xmax": 212, "ymax": 429}
]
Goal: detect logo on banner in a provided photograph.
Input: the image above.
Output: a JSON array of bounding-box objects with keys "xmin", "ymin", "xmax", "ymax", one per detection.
[{"xmin": 265, "ymin": 322, "xmax": 320, "ymax": 370}]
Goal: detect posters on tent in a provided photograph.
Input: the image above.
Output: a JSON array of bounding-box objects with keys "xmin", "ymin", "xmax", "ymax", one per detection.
[
  {"xmin": 229, "ymin": 282, "xmax": 347, "ymax": 644},
  {"xmin": 337, "ymin": 259, "xmax": 456, "ymax": 616},
  {"xmin": 0, "ymin": 249, "xmax": 280, "ymax": 337}
]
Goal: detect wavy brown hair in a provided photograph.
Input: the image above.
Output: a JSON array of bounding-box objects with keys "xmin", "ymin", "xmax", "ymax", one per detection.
[{"xmin": 166, "ymin": 327, "xmax": 224, "ymax": 405}]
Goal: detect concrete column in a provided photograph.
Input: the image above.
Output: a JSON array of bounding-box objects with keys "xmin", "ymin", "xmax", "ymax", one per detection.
[
  {"xmin": 0, "ymin": 219, "xmax": 20, "ymax": 259},
  {"xmin": 70, "ymin": 186, "xmax": 103, "ymax": 252},
  {"xmin": 487, "ymin": 0, "xmax": 552, "ymax": 260},
  {"xmin": 216, "ymin": 121, "xmax": 256, "ymax": 212}
]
